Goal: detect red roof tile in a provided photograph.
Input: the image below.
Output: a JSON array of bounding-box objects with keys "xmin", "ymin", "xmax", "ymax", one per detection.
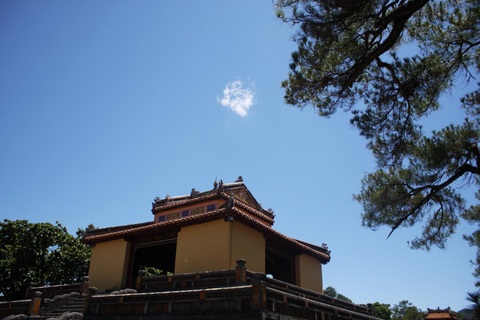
[
  {"xmin": 425, "ymin": 308, "xmax": 457, "ymax": 320},
  {"xmin": 84, "ymin": 206, "xmax": 330, "ymax": 263},
  {"xmin": 151, "ymin": 191, "xmax": 275, "ymax": 225}
]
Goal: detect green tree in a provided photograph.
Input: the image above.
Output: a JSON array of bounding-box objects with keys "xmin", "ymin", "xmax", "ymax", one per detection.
[
  {"xmin": 0, "ymin": 219, "xmax": 91, "ymax": 301},
  {"xmin": 275, "ymin": 0, "xmax": 480, "ymax": 283},
  {"xmin": 322, "ymin": 286, "xmax": 353, "ymax": 303},
  {"xmin": 323, "ymin": 286, "xmax": 337, "ymax": 297},
  {"xmin": 391, "ymin": 300, "xmax": 423, "ymax": 320},
  {"xmin": 139, "ymin": 265, "xmax": 173, "ymax": 277},
  {"xmin": 372, "ymin": 302, "xmax": 392, "ymax": 320},
  {"xmin": 466, "ymin": 290, "xmax": 480, "ymax": 318}
]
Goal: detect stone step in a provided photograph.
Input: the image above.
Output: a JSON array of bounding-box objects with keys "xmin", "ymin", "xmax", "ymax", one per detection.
[
  {"xmin": 43, "ymin": 297, "xmax": 87, "ymax": 317},
  {"xmin": 44, "ymin": 311, "xmax": 84, "ymax": 317},
  {"xmin": 53, "ymin": 304, "xmax": 85, "ymax": 309},
  {"xmin": 57, "ymin": 303, "xmax": 85, "ymax": 308},
  {"xmin": 50, "ymin": 307, "xmax": 84, "ymax": 312}
]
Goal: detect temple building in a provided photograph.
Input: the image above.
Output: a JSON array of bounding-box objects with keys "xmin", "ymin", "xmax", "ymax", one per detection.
[
  {"xmin": 83, "ymin": 177, "xmax": 331, "ymax": 294},
  {"xmin": 424, "ymin": 308, "xmax": 458, "ymax": 320}
]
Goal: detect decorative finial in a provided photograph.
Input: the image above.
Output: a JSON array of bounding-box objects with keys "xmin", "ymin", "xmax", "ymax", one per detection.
[
  {"xmin": 227, "ymin": 193, "xmax": 235, "ymax": 208},
  {"xmin": 214, "ymin": 178, "xmax": 218, "ymax": 189},
  {"xmin": 236, "ymin": 176, "xmax": 243, "ymax": 182}
]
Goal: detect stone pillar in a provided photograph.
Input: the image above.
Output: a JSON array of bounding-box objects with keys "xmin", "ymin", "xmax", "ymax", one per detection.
[
  {"xmin": 24, "ymin": 282, "xmax": 37, "ymax": 299},
  {"xmin": 84, "ymin": 287, "xmax": 98, "ymax": 315},
  {"xmin": 81, "ymin": 276, "xmax": 90, "ymax": 295},
  {"xmin": 29, "ymin": 291, "xmax": 42, "ymax": 316},
  {"xmin": 235, "ymin": 259, "xmax": 247, "ymax": 284}
]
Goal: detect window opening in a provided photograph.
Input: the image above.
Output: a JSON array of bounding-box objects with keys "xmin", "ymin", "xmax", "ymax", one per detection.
[{"xmin": 129, "ymin": 240, "xmax": 177, "ymax": 288}]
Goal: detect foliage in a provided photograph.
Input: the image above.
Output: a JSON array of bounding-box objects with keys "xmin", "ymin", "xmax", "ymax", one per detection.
[
  {"xmin": 139, "ymin": 265, "xmax": 172, "ymax": 277},
  {"xmin": 338, "ymin": 293, "xmax": 353, "ymax": 304},
  {"xmin": 458, "ymin": 307, "xmax": 474, "ymax": 319},
  {"xmin": 391, "ymin": 300, "xmax": 423, "ymax": 320},
  {"xmin": 0, "ymin": 219, "xmax": 91, "ymax": 301},
  {"xmin": 322, "ymin": 288, "xmax": 422, "ymax": 320},
  {"xmin": 323, "ymin": 286, "xmax": 337, "ymax": 297},
  {"xmin": 466, "ymin": 289, "xmax": 480, "ymax": 318},
  {"xmin": 372, "ymin": 302, "xmax": 392, "ymax": 320},
  {"xmin": 276, "ymin": 0, "xmax": 480, "ymax": 283},
  {"xmin": 322, "ymin": 286, "xmax": 353, "ymax": 303}
]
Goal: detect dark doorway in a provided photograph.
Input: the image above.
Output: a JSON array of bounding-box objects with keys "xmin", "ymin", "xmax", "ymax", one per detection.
[
  {"xmin": 265, "ymin": 249, "xmax": 295, "ymax": 284},
  {"xmin": 129, "ymin": 240, "xmax": 177, "ymax": 287}
]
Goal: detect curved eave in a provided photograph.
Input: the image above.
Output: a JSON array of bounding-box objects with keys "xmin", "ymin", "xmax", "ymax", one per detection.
[
  {"xmin": 152, "ymin": 193, "xmax": 219, "ymax": 213},
  {"xmin": 228, "ymin": 207, "xmax": 330, "ymax": 263},
  {"xmin": 84, "ymin": 208, "xmax": 230, "ymax": 245},
  {"xmin": 151, "ymin": 192, "xmax": 275, "ymax": 226},
  {"xmin": 83, "ymin": 207, "xmax": 330, "ymax": 264},
  {"xmin": 218, "ymin": 192, "xmax": 275, "ymax": 225}
]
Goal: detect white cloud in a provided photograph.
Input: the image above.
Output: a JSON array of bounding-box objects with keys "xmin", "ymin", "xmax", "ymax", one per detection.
[{"xmin": 217, "ymin": 79, "xmax": 255, "ymax": 117}]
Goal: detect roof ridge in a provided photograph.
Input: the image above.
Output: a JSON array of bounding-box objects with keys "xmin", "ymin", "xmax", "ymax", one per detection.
[
  {"xmin": 230, "ymin": 207, "xmax": 330, "ymax": 262},
  {"xmin": 83, "ymin": 207, "xmax": 330, "ymax": 263},
  {"xmin": 219, "ymin": 192, "xmax": 274, "ymax": 224},
  {"xmin": 152, "ymin": 192, "xmax": 219, "ymax": 213},
  {"xmin": 84, "ymin": 208, "xmax": 228, "ymax": 243}
]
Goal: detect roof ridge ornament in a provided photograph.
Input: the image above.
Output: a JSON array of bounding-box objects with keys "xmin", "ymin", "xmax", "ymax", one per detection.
[
  {"xmin": 218, "ymin": 180, "xmax": 224, "ymax": 193},
  {"xmin": 190, "ymin": 188, "xmax": 200, "ymax": 199},
  {"xmin": 236, "ymin": 176, "xmax": 243, "ymax": 182},
  {"xmin": 227, "ymin": 193, "xmax": 235, "ymax": 208}
]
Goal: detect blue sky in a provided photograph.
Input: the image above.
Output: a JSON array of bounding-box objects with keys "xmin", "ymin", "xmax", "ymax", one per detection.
[{"xmin": 0, "ymin": 0, "xmax": 477, "ymax": 312}]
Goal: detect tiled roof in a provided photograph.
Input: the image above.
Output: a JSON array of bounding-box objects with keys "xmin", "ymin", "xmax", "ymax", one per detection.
[
  {"xmin": 228, "ymin": 207, "xmax": 331, "ymax": 262},
  {"xmin": 222, "ymin": 192, "xmax": 275, "ymax": 225},
  {"xmin": 151, "ymin": 180, "xmax": 275, "ymax": 219},
  {"xmin": 151, "ymin": 192, "xmax": 219, "ymax": 213},
  {"xmin": 151, "ymin": 191, "xmax": 275, "ymax": 225},
  {"xmin": 83, "ymin": 206, "xmax": 330, "ymax": 263},
  {"xmin": 84, "ymin": 208, "xmax": 229, "ymax": 244},
  {"xmin": 425, "ymin": 314, "xmax": 453, "ymax": 319},
  {"xmin": 425, "ymin": 308, "xmax": 456, "ymax": 320}
]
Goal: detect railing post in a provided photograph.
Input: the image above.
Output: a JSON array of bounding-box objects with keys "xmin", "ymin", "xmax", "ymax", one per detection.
[
  {"xmin": 235, "ymin": 259, "xmax": 247, "ymax": 285},
  {"xmin": 137, "ymin": 270, "xmax": 147, "ymax": 291},
  {"xmin": 24, "ymin": 282, "xmax": 37, "ymax": 299},
  {"xmin": 367, "ymin": 303, "xmax": 373, "ymax": 316},
  {"xmin": 84, "ymin": 287, "xmax": 98, "ymax": 315},
  {"xmin": 251, "ymin": 273, "xmax": 266, "ymax": 309},
  {"xmin": 29, "ymin": 291, "xmax": 42, "ymax": 316},
  {"xmin": 81, "ymin": 276, "xmax": 90, "ymax": 295}
]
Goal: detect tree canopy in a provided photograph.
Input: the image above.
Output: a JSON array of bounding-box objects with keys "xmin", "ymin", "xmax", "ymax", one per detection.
[
  {"xmin": 0, "ymin": 219, "xmax": 91, "ymax": 301},
  {"xmin": 466, "ymin": 289, "xmax": 480, "ymax": 318},
  {"xmin": 322, "ymin": 286, "xmax": 353, "ymax": 303},
  {"xmin": 373, "ymin": 302, "xmax": 392, "ymax": 320},
  {"xmin": 323, "ymin": 287, "xmax": 425, "ymax": 320},
  {"xmin": 391, "ymin": 300, "xmax": 423, "ymax": 320},
  {"xmin": 276, "ymin": 0, "xmax": 480, "ymax": 283}
]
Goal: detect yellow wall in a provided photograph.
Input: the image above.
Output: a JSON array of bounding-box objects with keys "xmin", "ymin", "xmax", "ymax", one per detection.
[
  {"xmin": 231, "ymin": 221, "xmax": 265, "ymax": 272},
  {"xmin": 88, "ymin": 218, "xmax": 321, "ymax": 293},
  {"xmin": 174, "ymin": 218, "xmax": 266, "ymax": 274},
  {"xmin": 175, "ymin": 219, "xmax": 231, "ymax": 273},
  {"xmin": 294, "ymin": 254, "xmax": 323, "ymax": 293},
  {"xmin": 88, "ymin": 238, "xmax": 131, "ymax": 292}
]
